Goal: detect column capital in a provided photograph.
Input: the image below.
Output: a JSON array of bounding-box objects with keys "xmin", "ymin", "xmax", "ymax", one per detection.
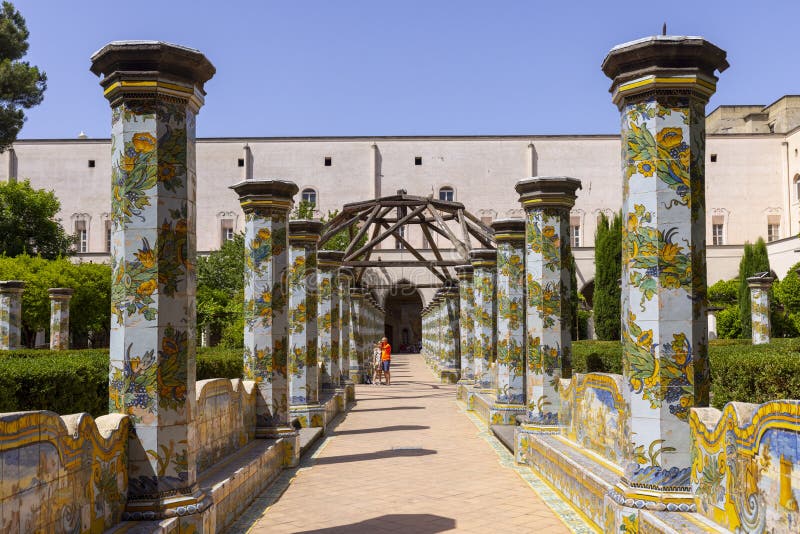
[
  {"xmin": 602, "ymin": 35, "xmax": 728, "ymax": 107},
  {"xmin": 455, "ymin": 264, "xmax": 474, "ymax": 279},
  {"xmin": 90, "ymin": 41, "xmax": 215, "ymax": 110},
  {"xmin": 491, "ymin": 218, "xmax": 525, "ymax": 242},
  {"xmin": 469, "ymin": 248, "xmax": 497, "ymax": 268},
  {"xmin": 318, "ymin": 250, "xmax": 345, "ymax": 268},
  {"xmin": 231, "ymin": 179, "xmax": 299, "ymax": 212},
  {"xmin": 515, "ymin": 176, "xmax": 581, "ymax": 209},
  {"xmin": 747, "ymin": 274, "xmax": 775, "ymax": 289},
  {"xmin": 288, "ymin": 219, "xmax": 324, "ymax": 243},
  {"xmin": 0, "ymin": 280, "xmax": 25, "ymax": 293},
  {"xmin": 48, "ymin": 288, "xmax": 75, "ymax": 299}
]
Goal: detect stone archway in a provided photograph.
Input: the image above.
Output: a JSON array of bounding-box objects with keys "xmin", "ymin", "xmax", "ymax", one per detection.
[{"xmin": 383, "ymin": 281, "xmax": 423, "ymax": 352}]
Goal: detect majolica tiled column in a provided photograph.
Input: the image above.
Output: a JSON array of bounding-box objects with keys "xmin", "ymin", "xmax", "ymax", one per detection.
[
  {"xmin": 492, "ymin": 219, "xmax": 526, "ymax": 408},
  {"xmin": 92, "ymin": 42, "xmax": 215, "ymax": 515},
  {"xmin": 470, "ymin": 249, "xmax": 497, "ymax": 391},
  {"xmin": 603, "ymin": 36, "xmax": 727, "ymax": 503},
  {"xmin": 349, "ymin": 287, "xmax": 366, "ymax": 383},
  {"xmin": 748, "ymin": 275, "xmax": 773, "ymax": 345},
  {"xmin": 440, "ymin": 283, "xmax": 461, "ymax": 383},
  {"xmin": 318, "ymin": 251, "xmax": 344, "ymax": 389},
  {"xmin": 0, "ymin": 281, "xmax": 24, "ymax": 350},
  {"xmin": 339, "ymin": 268, "xmax": 354, "ymax": 384},
  {"xmin": 456, "ymin": 266, "xmax": 475, "ymax": 383},
  {"xmin": 48, "ymin": 288, "xmax": 74, "ymax": 350},
  {"xmin": 287, "ymin": 220, "xmax": 324, "ymax": 427},
  {"xmin": 516, "ymin": 177, "xmax": 581, "ymax": 427},
  {"xmin": 232, "ymin": 180, "xmax": 297, "ymax": 437}
]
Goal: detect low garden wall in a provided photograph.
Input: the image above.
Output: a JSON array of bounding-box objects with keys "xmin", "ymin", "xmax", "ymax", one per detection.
[
  {"xmin": 0, "ymin": 411, "xmax": 129, "ymax": 533},
  {"xmin": 196, "ymin": 378, "xmax": 257, "ymax": 473}
]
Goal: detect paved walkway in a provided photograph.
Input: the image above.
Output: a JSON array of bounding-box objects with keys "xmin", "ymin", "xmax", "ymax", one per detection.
[{"xmin": 231, "ymin": 354, "xmax": 573, "ymax": 533}]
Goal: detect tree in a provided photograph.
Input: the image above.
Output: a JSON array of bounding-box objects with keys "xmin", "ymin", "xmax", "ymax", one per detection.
[
  {"xmin": 737, "ymin": 238, "xmax": 770, "ymax": 339},
  {"xmin": 593, "ymin": 211, "xmax": 622, "ymax": 340},
  {"xmin": 0, "ymin": 179, "xmax": 72, "ymax": 258},
  {"xmin": 0, "ymin": 1, "xmax": 46, "ymax": 151},
  {"xmin": 197, "ymin": 234, "xmax": 244, "ymax": 347}
]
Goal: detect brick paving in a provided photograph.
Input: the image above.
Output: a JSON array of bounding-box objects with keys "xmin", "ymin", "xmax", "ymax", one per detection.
[{"xmin": 232, "ymin": 354, "xmax": 573, "ymax": 533}]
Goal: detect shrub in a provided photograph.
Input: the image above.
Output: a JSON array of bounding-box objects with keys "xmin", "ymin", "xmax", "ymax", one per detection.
[
  {"xmin": 715, "ymin": 307, "xmax": 742, "ymax": 339},
  {"xmin": 572, "ymin": 341, "xmax": 623, "ymax": 375},
  {"xmin": 0, "ymin": 347, "xmax": 242, "ymax": 415}
]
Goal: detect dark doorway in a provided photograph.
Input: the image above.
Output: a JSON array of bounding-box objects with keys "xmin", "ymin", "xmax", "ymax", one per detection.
[{"xmin": 384, "ymin": 283, "xmax": 423, "ymax": 353}]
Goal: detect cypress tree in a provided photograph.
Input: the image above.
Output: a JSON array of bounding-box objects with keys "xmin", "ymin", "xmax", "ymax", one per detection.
[
  {"xmin": 593, "ymin": 211, "xmax": 622, "ymax": 340},
  {"xmin": 737, "ymin": 238, "xmax": 771, "ymax": 339}
]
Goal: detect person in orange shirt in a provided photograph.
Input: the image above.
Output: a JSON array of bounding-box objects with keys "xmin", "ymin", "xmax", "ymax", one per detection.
[{"xmin": 379, "ymin": 337, "xmax": 392, "ymax": 386}]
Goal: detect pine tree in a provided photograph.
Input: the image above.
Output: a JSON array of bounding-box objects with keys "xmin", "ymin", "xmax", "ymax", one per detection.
[
  {"xmin": 0, "ymin": 2, "xmax": 46, "ymax": 151},
  {"xmin": 737, "ymin": 238, "xmax": 771, "ymax": 339},
  {"xmin": 593, "ymin": 211, "xmax": 622, "ymax": 340}
]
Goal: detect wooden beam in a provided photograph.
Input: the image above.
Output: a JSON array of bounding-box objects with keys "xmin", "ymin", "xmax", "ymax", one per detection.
[
  {"xmin": 355, "ymin": 220, "xmax": 385, "ymax": 285},
  {"xmin": 457, "ymin": 209, "xmax": 473, "ymax": 251},
  {"xmin": 379, "ymin": 222, "xmax": 446, "ymax": 282},
  {"xmin": 426, "ymin": 205, "xmax": 469, "ymax": 258},
  {"xmin": 346, "ymin": 260, "xmax": 462, "ymax": 267},
  {"xmin": 463, "ymin": 210, "xmax": 495, "ymax": 237},
  {"xmin": 464, "ymin": 218, "xmax": 495, "ymax": 248},
  {"xmin": 345, "ymin": 204, "xmax": 428, "ymax": 260},
  {"xmin": 344, "ymin": 204, "xmax": 381, "ymax": 256},
  {"xmin": 319, "ymin": 211, "xmax": 366, "ymax": 245}
]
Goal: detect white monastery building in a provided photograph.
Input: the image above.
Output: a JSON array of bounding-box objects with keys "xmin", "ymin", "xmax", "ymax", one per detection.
[{"xmin": 4, "ymin": 95, "xmax": 800, "ymax": 299}]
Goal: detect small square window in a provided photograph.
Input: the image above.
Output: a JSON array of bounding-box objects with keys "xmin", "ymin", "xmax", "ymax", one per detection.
[
  {"xmin": 237, "ymin": 158, "xmax": 245, "ymax": 167},
  {"xmin": 88, "ymin": 160, "xmax": 95, "ymax": 168},
  {"xmin": 324, "ymin": 156, "xmax": 332, "ymax": 167},
  {"xmin": 710, "ymin": 154, "xmax": 717, "ymax": 163},
  {"xmin": 414, "ymin": 156, "xmax": 422, "ymax": 166}
]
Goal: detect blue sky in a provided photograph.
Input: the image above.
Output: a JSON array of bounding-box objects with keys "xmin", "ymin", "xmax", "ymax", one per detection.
[{"xmin": 12, "ymin": 0, "xmax": 800, "ymax": 138}]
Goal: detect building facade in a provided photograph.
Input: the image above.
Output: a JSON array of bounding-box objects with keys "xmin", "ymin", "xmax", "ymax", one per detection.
[{"xmin": 4, "ymin": 96, "xmax": 800, "ymax": 300}]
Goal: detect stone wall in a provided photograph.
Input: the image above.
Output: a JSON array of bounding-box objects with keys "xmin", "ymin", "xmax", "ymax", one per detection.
[
  {"xmin": 0, "ymin": 411, "xmax": 129, "ymax": 533},
  {"xmin": 195, "ymin": 379, "xmax": 257, "ymax": 473},
  {"xmin": 690, "ymin": 400, "xmax": 800, "ymax": 533}
]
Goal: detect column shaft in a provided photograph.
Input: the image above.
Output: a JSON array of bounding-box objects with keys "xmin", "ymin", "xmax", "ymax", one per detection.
[
  {"xmin": 470, "ymin": 249, "xmax": 497, "ymax": 390},
  {"xmin": 456, "ymin": 266, "xmax": 475, "ymax": 382},
  {"xmin": 48, "ymin": 288, "xmax": 74, "ymax": 350},
  {"xmin": 0, "ymin": 281, "xmax": 24, "ymax": 350},
  {"xmin": 318, "ymin": 251, "xmax": 344, "ymax": 388}
]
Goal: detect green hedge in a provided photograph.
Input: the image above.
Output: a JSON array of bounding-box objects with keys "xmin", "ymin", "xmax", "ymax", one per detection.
[
  {"xmin": 0, "ymin": 347, "xmax": 242, "ymax": 416},
  {"xmin": 572, "ymin": 339, "xmax": 800, "ymax": 409}
]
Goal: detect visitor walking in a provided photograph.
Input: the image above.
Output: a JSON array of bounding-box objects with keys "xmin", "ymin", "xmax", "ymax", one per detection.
[{"xmin": 380, "ymin": 337, "xmax": 391, "ymax": 386}]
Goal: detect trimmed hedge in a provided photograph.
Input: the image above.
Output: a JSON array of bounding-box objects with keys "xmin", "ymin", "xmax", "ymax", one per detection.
[
  {"xmin": 572, "ymin": 339, "xmax": 800, "ymax": 409},
  {"xmin": 0, "ymin": 347, "xmax": 242, "ymax": 416}
]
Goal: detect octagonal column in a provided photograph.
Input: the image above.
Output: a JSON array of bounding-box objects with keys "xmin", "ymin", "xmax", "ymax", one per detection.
[
  {"xmin": 470, "ymin": 249, "xmax": 497, "ymax": 391},
  {"xmin": 516, "ymin": 177, "xmax": 581, "ymax": 427},
  {"xmin": 440, "ymin": 283, "xmax": 461, "ymax": 383},
  {"xmin": 92, "ymin": 41, "xmax": 215, "ymax": 516},
  {"xmin": 492, "ymin": 219, "xmax": 526, "ymax": 407},
  {"xmin": 318, "ymin": 251, "xmax": 344, "ymax": 389},
  {"xmin": 48, "ymin": 288, "xmax": 74, "ymax": 350},
  {"xmin": 455, "ymin": 265, "xmax": 475, "ymax": 383},
  {"xmin": 748, "ymin": 275, "xmax": 774, "ymax": 345},
  {"xmin": 287, "ymin": 220, "xmax": 324, "ymax": 427},
  {"xmin": 349, "ymin": 287, "xmax": 366, "ymax": 383},
  {"xmin": 0, "ymin": 281, "xmax": 24, "ymax": 350},
  {"xmin": 603, "ymin": 36, "xmax": 727, "ymax": 502},
  {"xmin": 231, "ymin": 180, "xmax": 298, "ymax": 435},
  {"xmin": 338, "ymin": 268, "xmax": 354, "ymax": 384}
]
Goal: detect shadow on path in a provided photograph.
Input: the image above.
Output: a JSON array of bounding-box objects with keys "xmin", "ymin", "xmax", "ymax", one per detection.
[
  {"xmin": 331, "ymin": 424, "xmax": 430, "ymax": 436},
  {"xmin": 349, "ymin": 405, "xmax": 426, "ymax": 413},
  {"xmin": 313, "ymin": 448, "xmax": 437, "ymax": 466},
  {"xmin": 295, "ymin": 513, "xmax": 456, "ymax": 534}
]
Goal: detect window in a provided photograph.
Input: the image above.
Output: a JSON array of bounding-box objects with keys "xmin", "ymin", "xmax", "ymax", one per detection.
[
  {"xmin": 710, "ymin": 154, "xmax": 717, "ymax": 163},
  {"xmin": 301, "ymin": 188, "xmax": 317, "ymax": 205},
  {"xmin": 105, "ymin": 221, "xmax": 112, "ymax": 252},
  {"xmin": 75, "ymin": 220, "xmax": 88, "ymax": 253},
  {"xmin": 414, "ymin": 156, "xmax": 422, "ymax": 166},
  {"xmin": 794, "ymin": 174, "xmax": 800, "ymax": 201},
  {"xmin": 237, "ymin": 158, "xmax": 244, "ymax": 167},
  {"xmin": 220, "ymin": 219, "xmax": 234, "ymax": 246},
  {"xmin": 768, "ymin": 224, "xmax": 780, "ymax": 242},
  {"xmin": 439, "ymin": 186, "xmax": 454, "ymax": 202},
  {"xmin": 324, "ymin": 156, "xmax": 332, "ymax": 167},
  {"xmin": 480, "ymin": 215, "xmax": 493, "ymax": 226},
  {"xmin": 88, "ymin": 160, "xmax": 95, "ymax": 168},
  {"xmin": 570, "ymin": 216, "xmax": 581, "ymax": 247},
  {"xmin": 712, "ymin": 224, "xmax": 724, "ymax": 246}
]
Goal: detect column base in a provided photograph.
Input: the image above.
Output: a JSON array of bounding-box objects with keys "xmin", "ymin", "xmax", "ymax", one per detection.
[
  {"xmin": 456, "ymin": 380, "xmax": 475, "ymax": 401},
  {"xmin": 340, "ymin": 380, "xmax": 356, "ymax": 403},
  {"xmin": 289, "ymin": 403, "xmax": 327, "ymax": 428},
  {"xmin": 123, "ymin": 485, "xmax": 212, "ymax": 520},
  {"xmin": 348, "ymin": 369, "xmax": 362, "ymax": 384},
  {"xmin": 489, "ymin": 402, "xmax": 526, "ymax": 426},
  {"xmin": 439, "ymin": 368, "xmax": 460, "ymax": 384}
]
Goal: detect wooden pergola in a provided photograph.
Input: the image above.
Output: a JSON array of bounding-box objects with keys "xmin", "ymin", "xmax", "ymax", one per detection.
[{"xmin": 319, "ymin": 191, "xmax": 495, "ymax": 286}]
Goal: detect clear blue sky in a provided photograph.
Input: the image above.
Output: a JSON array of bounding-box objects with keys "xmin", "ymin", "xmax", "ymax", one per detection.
[{"xmin": 12, "ymin": 0, "xmax": 800, "ymax": 139}]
